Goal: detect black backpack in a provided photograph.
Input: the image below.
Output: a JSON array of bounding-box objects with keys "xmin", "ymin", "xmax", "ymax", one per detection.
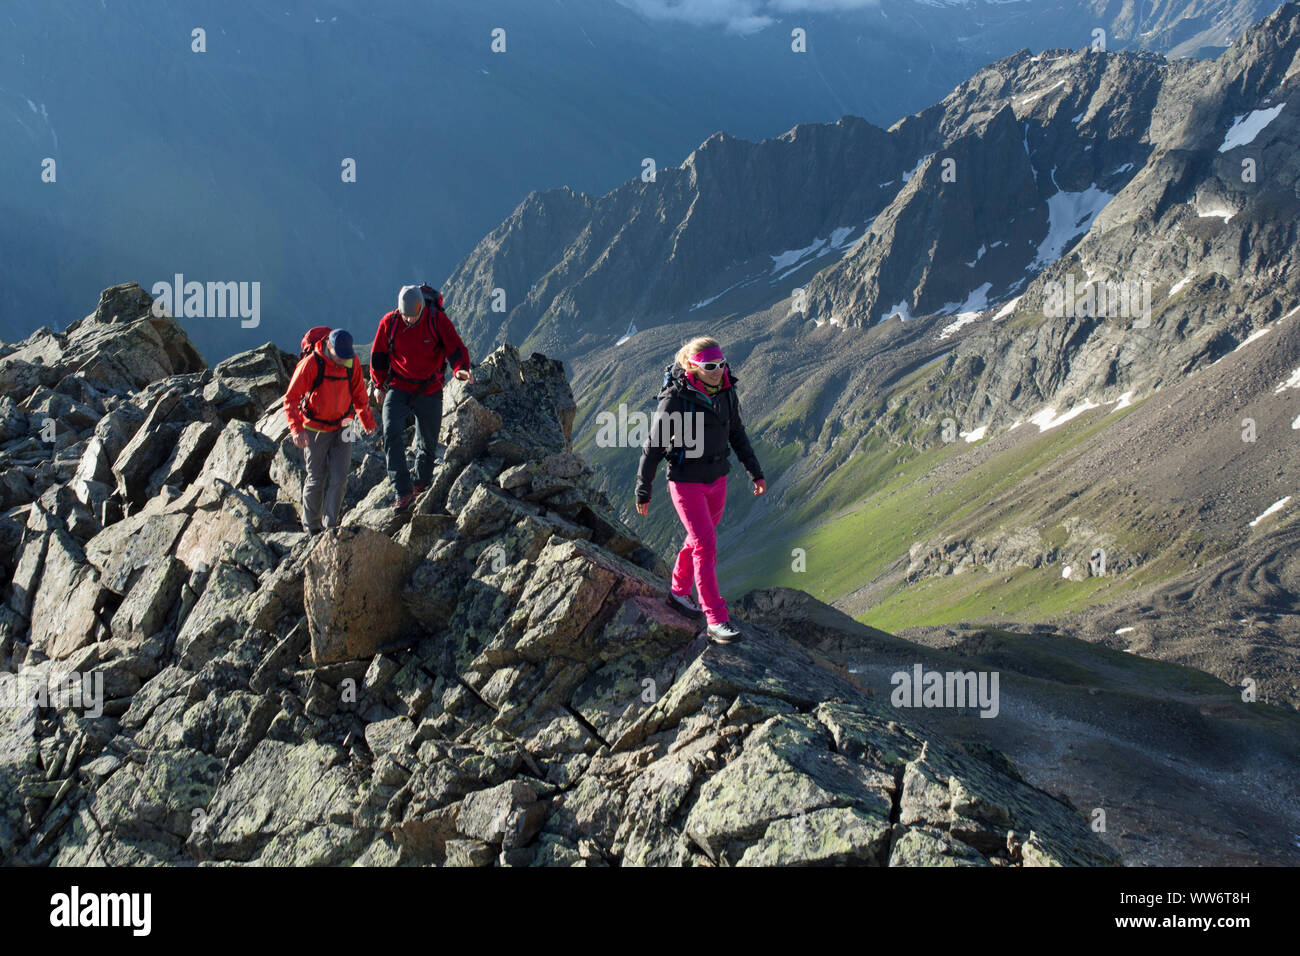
[
  {"xmin": 372, "ymin": 284, "xmax": 451, "ymax": 388},
  {"xmin": 650, "ymin": 363, "xmax": 733, "ymax": 463}
]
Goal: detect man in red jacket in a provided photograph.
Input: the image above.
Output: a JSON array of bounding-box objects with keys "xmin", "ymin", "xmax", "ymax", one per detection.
[
  {"xmin": 283, "ymin": 329, "xmax": 377, "ymax": 533},
  {"xmin": 371, "ymin": 285, "xmax": 474, "ymax": 511}
]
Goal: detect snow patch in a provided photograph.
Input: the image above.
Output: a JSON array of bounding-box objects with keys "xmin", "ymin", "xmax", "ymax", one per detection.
[
  {"xmin": 1219, "ymin": 103, "xmax": 1286, "ymax": 152},
  {"xmin": 771, "ymin": 237, "xmax": 828, "ymax": 274},
  {"xmin": 1248, "ymin": 496, "xmax": 1291, "ymax": 527},
  {"xmin": 960, "ymin": 425, "xmax": 987, "ymax": 443},
  {"xmin": 936, "ymin": 282, "xmax": 994, "ymax": 340},
  {"xmin": 901, "ymin": 154, "xmax": 933, "ymax": 183},
  {"xmin": 1275, "ymin": 366, "xmax": 1300, "ymax": 394},
  {"xmin": 879, "ymin": 300, "xmax": 916, "ymax": 323},
  {"xmin": 1029, "ymin": 185, "xmax": 1115, "ymax": 270},
  {"xmin": 1233, "ymin": 326, "xmax": 1271, "ymax": 352},
  {"xmin": 1195, "ymin": 203, "xmax": 1235, "ymax": 222},
  {"xmin": 767, "ymin": 226, "xmax": 862, "ymax": 281},
  {"xmin": 1114, "ymin": 626, "xmax": 1135, "ymax": 635},
  {"xmin": 829, "ymin": 225, "xmax": 856, "ymax": 249},
  {"xmin": 1028, "ymin": 398, "xmax": 1101, "ymax": 432},
  {"xmin": 1167, "ymin": 273, "xmax": 1195, "ymax": 298},
  {"xmin": 992, "ymin": 296, "xmax": 1022, "ymax": 322},
  {"xmin": 691, "ymin": 273, "xmax": 760, "ymax": 310},
  {"xmin": 1017, "ymin": 79, "xmax": 1065, "ymax": 106}
]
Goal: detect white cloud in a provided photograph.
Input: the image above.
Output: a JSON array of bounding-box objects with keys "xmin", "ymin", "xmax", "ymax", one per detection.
[{"xmin": 615, "ymin": 0, "xmax": 880, "ymax": 34}]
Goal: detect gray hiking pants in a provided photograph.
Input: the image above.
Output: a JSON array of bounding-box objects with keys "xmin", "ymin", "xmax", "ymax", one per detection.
[{"xmin": 302, "ymin": 427, "xmax": 351, "ymax": 532}]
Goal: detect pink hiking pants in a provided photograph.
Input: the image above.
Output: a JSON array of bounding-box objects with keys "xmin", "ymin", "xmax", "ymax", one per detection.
[{"xmin": 668, "ymin": 474, "xmax": 729, "ymax": 625}]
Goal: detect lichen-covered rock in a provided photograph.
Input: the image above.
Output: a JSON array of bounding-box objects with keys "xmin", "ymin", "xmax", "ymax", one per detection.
[
  {"xmin": 194, "ymin": 420, "xmax": 277, "ymax": 491},
  {"xmin": 188, "ymin": 739, "xmax": 356, "ymax": 861},
  {"xmin": 28, "ymin": 529, "xmax": 106, "ymax": 659},
  {"xmin": 0, "ymin": 319, "xmax": 1126, "ymax": 869},
  {"xmin": 175, "ymin": 562, "xmax": 258, "ymax": 669}
]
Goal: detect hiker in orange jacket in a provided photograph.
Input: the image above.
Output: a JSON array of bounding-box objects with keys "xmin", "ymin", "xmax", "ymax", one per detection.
[{"xmin": 283, "ymin": 329, "xmax": 378, "ymax": 534}]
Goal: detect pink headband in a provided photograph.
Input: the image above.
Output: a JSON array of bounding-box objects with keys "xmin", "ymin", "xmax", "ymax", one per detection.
[{"xmin": 691, "ymin": 346, "xmax": 724, "ymax": 363}]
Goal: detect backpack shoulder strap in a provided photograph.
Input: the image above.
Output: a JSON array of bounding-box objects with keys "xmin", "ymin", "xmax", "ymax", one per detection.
[
  {"xmin": 310, "ymin": 353, "xmax": 326, "ymax": 393},
  {"xmin": 422, "ymin": 287, "xmax": 445, "ymax": 353}
]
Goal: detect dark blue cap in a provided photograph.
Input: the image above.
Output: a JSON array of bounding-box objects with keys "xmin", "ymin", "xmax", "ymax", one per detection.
[{"xmin": 328, "ymin": 328, "xmax": 354, "ymax": 360}]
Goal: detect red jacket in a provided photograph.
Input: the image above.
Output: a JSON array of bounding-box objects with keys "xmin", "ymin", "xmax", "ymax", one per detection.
[
  {"xmin": 283, "ymin": 341, "xmax": 377, "ymax": 435},
  {"xmin": 370, "ymin": 297, "xmax": 470, "ymax": 395}
]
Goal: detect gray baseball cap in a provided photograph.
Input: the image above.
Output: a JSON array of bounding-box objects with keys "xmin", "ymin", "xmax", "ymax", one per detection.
[{"xmin": 398, "ymin": 285, "xmax": 423, "ymax": 317}]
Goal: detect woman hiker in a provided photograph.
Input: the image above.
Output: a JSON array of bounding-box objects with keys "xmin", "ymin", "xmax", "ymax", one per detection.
[{"xmin": 635, "ymin": 337, "xmax": 766, "ymax": 644}]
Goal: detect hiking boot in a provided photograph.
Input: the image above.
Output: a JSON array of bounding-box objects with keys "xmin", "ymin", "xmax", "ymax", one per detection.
[
  {"xmin": 707, "ymin": 621, "xmax": 742, "ymax": 644},
  {"xmin": 668, "ymin": 591, "xmax": 703, "ymax": 617},
  {"xmin": 393, "ymin": 492, "xmax": 414, "ymax": 512}
]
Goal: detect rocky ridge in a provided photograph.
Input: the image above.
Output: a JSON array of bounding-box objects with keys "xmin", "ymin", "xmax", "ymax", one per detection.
[{"xmin": 0, "ymin": 284, "xmax": 1116, "ymax": 866}]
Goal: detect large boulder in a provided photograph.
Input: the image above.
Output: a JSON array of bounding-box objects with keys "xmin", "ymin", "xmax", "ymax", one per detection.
[
  {"xmin": 62, "ymin": 283, "xmax": 206, "ymax": 389},
  {"xmin": 174, "ymin": 562, "xmax": 259, "ymax": 669},
  {"xmin": 89, "ymin": 281, "xmax": 155, "ymax": 325},
  {"xmin": 205, "ymin": 344, "xmax": 293, "ymax": 422},
  {"xmin": 112, "ymin": 389, "xmax": 219, "ymax": 508},
  {"xmin": 194, "ymin": 420, "xmax": 276, "ymax": 491},
  {"xmin": 146, "ymin": 420, "xmax": 221, "ymax": 497},
  {"xmin": 75, "ymin": 402, "xmax": 149, "ymax": 487},
  {"xmin": 111, "ymin": 555, "xmax": 188, "ymax": 645},
  {"xmin": 304, "ymin": 527, "xmax": 417, "ymax": 664},
  {"xmin": 86, "ymin": 510, "xmax": 191, "ymax": 595}
]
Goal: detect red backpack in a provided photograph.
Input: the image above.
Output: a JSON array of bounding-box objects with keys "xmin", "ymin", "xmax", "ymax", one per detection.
[{"xmin": 297, "ymin": 326, "xmax": 361, "ymax": 428}]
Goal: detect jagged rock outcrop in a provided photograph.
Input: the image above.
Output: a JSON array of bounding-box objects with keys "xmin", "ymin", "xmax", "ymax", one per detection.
[{"xmin": 0, "ymin": 286, "xmax": 1118, "ymax": 866}]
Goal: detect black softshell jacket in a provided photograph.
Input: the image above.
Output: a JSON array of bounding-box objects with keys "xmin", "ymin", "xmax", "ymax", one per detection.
[{"xmin": 634, "ymin": 365, "xmax": 764, "ymax": 504}]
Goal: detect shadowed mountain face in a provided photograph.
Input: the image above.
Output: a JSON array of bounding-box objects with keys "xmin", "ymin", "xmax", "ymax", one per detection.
[
  {"xmin": 437, "ymin": 5, "xmax": 1300, "ymax": 712},
  {"xmin": 0, "ymin": 0, "xmax": 1288, "ymax": 356},
  {"xmin": 2, "ymin": 286, "xmax": 1295, "ymax": 866},
  {"xmin": 450, "ymin": 7, "xmax": 1298, "ymax": 356}
]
